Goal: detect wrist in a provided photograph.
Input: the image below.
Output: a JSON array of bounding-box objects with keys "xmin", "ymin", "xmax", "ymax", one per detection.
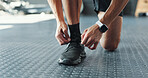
[
  {"xmin": 95, "ymin": 24, "xmax": 103, "ymax": 34},
  {"xmin": 57, "ymin": 20, "xmax": 65, "ymax": 26},
  {"xmin": 100, "ymin": 18, "xmax": 110, "ymax": 27},
  {"xmin": 96, "ymin": 20, "xmax": 108, "ymax": 33}
]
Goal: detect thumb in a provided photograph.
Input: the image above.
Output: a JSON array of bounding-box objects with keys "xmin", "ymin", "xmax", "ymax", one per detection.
[
  {"xmin": 62, "ymin": 28, "xmax": 71, "ymax": 41},
  {"xmin": 81, "ymin": 29, "xmax": 87, "ymax": 41}
]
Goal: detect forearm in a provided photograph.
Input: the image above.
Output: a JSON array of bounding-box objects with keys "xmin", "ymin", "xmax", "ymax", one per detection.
[
  {"xmin": 100, "ymin": 0, "xmax": 129, "ymax": 26},
  {"xmin": 48, "ymin": 0, "xmax": 65, "ymax": 24}
]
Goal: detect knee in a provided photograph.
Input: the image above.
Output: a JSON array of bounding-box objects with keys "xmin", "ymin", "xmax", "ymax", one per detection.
[{"xmin": 101, "ymin": 42, "xmax": 119, "ymax": 51}]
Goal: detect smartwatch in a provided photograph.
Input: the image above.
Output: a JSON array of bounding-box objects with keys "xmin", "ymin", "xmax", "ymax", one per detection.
[{"xmin": 96, "ymin": 20, "xmax": 108, "ymax": 33}]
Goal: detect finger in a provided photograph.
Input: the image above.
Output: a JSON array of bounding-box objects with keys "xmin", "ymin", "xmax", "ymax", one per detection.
[
  {"xmin": 60, "ymin": 34, "xmax": 70, "ymax": 44},
  {"xmin": 56, "ymin": 37, "xmax": 64, "ymax": 45},
  {"xmin": 57, "ymin": 34, "xmax": 69, "ymax": 45},
  {"xmin": 90, "ymin": 42, "xmax": 99, "ymax": 50},
  {"xmin": 85, "ymin": 38, "xmax": 94, "ymax": 47},
  {"xmin": 81, "ymin": 29, "xmax": 87, "ymax": 40},
  {"xmin": 81, "ymin": 33, "xmax": 89, "ymax": 45},
  {"xmin": 88, "ymin": 40, "xmax": 95, "ymax": 49},
  {"xmin": 81, "ymin": 33, "xmax": 85, "ymax": 41},
  {"xmin": 59, "ymin": 40, "xmax": 64, "ymax": 45},
  {"xmin": 62, "ymin": 29, "xmax": 71, "ymax": 41}
]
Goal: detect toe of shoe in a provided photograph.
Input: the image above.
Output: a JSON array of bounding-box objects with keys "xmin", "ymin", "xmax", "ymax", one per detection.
[{"xmin": 58, "ymin": 58, "xmax": 81, "ymax": 66}]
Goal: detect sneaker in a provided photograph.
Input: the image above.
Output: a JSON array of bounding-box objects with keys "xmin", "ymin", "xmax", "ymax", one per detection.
[{"xmin": 58, "ymin": 42, "xmax": 86, "ymax": 65}]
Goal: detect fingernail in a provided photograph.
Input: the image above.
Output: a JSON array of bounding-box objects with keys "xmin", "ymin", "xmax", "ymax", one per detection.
[{"xmin": 68, "ymin": 38, "xmax": 71, "ymax": 41}]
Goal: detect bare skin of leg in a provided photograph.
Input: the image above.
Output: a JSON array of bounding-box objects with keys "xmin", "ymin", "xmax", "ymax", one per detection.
[
  {"xmin": 62, "ymin": 0, "xmax": 82, "ymax": 25},
  {"xmin": 98, "ymin": 11, "xmax": 123, "ymax": 51}
]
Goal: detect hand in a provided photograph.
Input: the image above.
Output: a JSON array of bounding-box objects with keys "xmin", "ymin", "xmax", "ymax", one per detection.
[
  {"xmin": 55, "ymin": 22, "xmax": 71, "ymax": 45},
  {"xmin": 81, "ymin": 24, "xmax": 103, "ymax": 50}
]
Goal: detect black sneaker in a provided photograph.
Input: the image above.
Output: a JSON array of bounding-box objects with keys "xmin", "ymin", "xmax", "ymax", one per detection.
[{"xmin": 58, "ymin": 42, "xmax": 86, "ymax": 65}]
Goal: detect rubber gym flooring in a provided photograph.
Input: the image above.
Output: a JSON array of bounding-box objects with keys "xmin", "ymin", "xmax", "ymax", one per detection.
[{"xmin": 0, "ymin": 15, "xmax": 148, "ymax": 78}]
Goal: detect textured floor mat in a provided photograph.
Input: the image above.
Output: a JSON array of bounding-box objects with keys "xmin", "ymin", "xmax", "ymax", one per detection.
[{"xmin": 0, "ymin": 16, "xmax": 148, "ymax": 78}]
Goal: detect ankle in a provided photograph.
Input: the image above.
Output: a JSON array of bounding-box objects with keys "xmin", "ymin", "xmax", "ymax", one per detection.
[{"xmin": 68, "ymin": 23, "xmax": 81, "ymax": 43}]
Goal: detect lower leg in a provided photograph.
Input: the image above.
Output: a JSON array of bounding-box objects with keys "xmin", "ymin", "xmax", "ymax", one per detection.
[
  {"xmin": 62, "ymin": 0, "xmax": 82, "ymax": 42},
  {"xmin": 98, "ymin": 11, "xmax": 123, "ymax": 51},
  {"xmin": 59, "ymin": 0, "xmax": 85, "ymax": 66},
  {"xmin": 62, "ymin": 0, "xmax": 81, "ymax": 25}
]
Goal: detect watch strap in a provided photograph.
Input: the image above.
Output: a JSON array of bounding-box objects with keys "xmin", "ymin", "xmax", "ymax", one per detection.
[{"xmin": 96, "ymin": 20, "xmax": 103, "ymax": 27}]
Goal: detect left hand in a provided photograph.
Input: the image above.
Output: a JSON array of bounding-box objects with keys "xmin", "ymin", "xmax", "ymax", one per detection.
[{"xmin": 81, "ymin": 24, "xmax": 103, "ymax": 50}]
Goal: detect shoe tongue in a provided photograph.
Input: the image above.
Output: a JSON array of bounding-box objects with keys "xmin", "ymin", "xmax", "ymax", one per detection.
[{"xmin": 66, "ymin": 42, "xmax": 83, "ymax": 52}]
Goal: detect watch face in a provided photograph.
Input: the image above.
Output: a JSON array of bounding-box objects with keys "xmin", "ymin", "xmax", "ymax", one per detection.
[{"xmin": 100, "ymin": 25, "xmax": 108, "ymax": 33}]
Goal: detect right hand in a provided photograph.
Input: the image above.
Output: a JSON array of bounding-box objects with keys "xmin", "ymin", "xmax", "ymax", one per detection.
[{"xmin": 55, "ymin": 22, "xmax": 71, "ymax": 45}]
